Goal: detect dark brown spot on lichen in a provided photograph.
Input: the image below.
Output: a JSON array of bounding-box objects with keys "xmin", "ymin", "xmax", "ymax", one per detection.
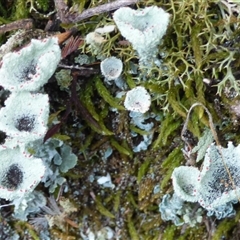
[
  {"xmin": 0, "ymin": 131, "xmax": 7, "ymax": 145},
  {"xmin": 19, "ymin": 61, "xmax": 37, "ymax": 82},
  {"xmin": 15, "ymin": 115, "xmax": 35, "ymax": 132},
  {"xmin": 1, "ymin": 164, "xmax": 23, "ymax": 190}
]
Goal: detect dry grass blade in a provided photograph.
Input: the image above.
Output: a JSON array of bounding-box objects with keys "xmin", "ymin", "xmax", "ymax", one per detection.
[{"xmin": 61, "ymin": 36, "xmax": 83, "ymax": 59}]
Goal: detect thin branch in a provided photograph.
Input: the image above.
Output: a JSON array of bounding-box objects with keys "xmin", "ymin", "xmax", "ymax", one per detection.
[
  {"xmin": 181, "ymin": 103, "xmax": 219, "ymax": 146},
  {"xmin": 54, "ymin": 0, "xmax": 69, "ymax": 24},
  {"xmin": 0, "ymin": 19, "xmax": 33, "ymax": 35},
  {"xmin": 54, "ymin": 0, "xmax": 140, "ymax": 24},
  {"xmin": 59, "ymin": 65, "xmax": 99, "ymax": 77}
]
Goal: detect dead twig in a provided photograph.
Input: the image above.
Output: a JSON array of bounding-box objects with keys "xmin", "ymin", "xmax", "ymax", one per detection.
[
  {"xmin": 54, "ymin": 0, "xmax": 140, "ymax": 24},
  {"xmin": 58, "ymin": 63, "xmax": 99, "ymax": 75},
  {"xmin": 0, "ymin": 19, "xmax": 33, "ymax": 35},
  {"xmin": 54, "ymin": 0, "xmax": 69, "ymax": 24}
]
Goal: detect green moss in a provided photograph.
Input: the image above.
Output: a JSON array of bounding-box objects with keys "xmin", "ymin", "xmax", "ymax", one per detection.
[
  {"xmin": 79, "ymin": 79, "xmax": 113, "ymax": 135},
  {"xmin": 95, "ymin": 196, "xmax": 115, "ymax": 219},
  {"xmin": 80, "ymin": 80, "xmax": 100, "ymax": 121},
  {"xmin": 153, "ymin": 112, "xmax": 181, "ymax": 148},
  {"xmin": 94, "ymin": 77, "xmax": 125, "ymax": 110},
  {"xmin": 110, "ymin": 137, "xmax": 133, "ymax": 157},
  {"xmin": 162, "ymin": 225, "xmax": 178, "ymax": 240},
  {"xmin": 137, "ymin": 159, "xmax": 151, "ymax": 183},
  {"xmin": 13, "ymin": 0, "xmax": 29, "ymax": 19},
  {"xmin": 35, "ymin": 0, "xmax": 49, "ymax": 12},
  {"xmin": 15, "ymin": 221, "xmax": 40, "ymax": 240},
  {"xmin": 127, "ymin": 213, "xmax": 139, "ymax": 240},
  {"xmin": 212, "ymin": 218, "xmax": 236, "ymax": 240},
  {"xmin": 160, "ymin": 147, "xmax": 183, "ymax": 190}
]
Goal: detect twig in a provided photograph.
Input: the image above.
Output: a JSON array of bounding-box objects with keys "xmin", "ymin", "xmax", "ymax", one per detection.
[
  {"xmin": 58, "ymin": 63, "xmax": 99, "ymax": 74},
  {"xmin": 181, "ymin": 103, "xmax": 218, "ymax": 146},
  {"xmin": 54, "ymin": 0, "xmax": 140, "ymax": 24},
  {"xmin": 54, "ymin": 0, "xmax": 69, "ymax": 24},
  {"xmin": 0, "ymin": 19, "xmax": 33, "ymax": 35}
]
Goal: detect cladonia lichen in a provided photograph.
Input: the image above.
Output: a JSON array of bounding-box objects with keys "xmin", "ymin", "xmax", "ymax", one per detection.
[
  {"xmin": 0, "ymin": 148, "xmax": 45, "ymax": 201},
  {"xmin": 124, "ymin": 86, "xmax": 151, "ymax": 113},
  {"xmin": 0, "ymin": 37, "xmax": 61, "ymax": 92},
  {"xmin": 113, "ymin": 6, "xmax": 170, "ymax": 66},
  {"xmin": 172, "ymin": 142, "xmax": 240, "ymax": 211},
  {"xmin": 0, "ymin": 92, "xmax": 49, "ymax": 145}
]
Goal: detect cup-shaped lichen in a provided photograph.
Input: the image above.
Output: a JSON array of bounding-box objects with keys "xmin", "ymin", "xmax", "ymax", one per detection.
[
  {"xmin": 198, "ymin": 142, "xmax": 240, "ymax": 210},
  {"xmin": 0, "ymin": 148, "xmax": 45, "ymax": 200},
  {"xmin": 124, "ymin": 86, "xmax": 151, "ymax": 113},
  {"xmin": 172, "ymin": 142, "xmax": 240, "ymax": 211},
  {"xmin": 0, "ymin": 92, "xmax": 49, "ymax": 145},
  {"xmin": 100, "ymin": 56, "xmax": 123, "ymax": 80},
  {"xmin": 0, "ymin": 37, "xmax": 61, "ymax": 92},
  {"xmin": 113, "ymin": 6, "xmax": 170, "ymax": 66},
  {"xmin": 172, "ymin": 166, "xmax": 200, "ymax": 202}
]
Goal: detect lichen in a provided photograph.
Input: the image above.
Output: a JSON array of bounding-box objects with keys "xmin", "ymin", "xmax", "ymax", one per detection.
[
  {"xmin": 113, "ymin": 6, "xmax": 170, "ymax": 67},
  {"xmin": 0, "ymin": 92, "xmax": 49, "ymax": 145},
  {"xmin": 32, "ymin": 138, "xmax": 78, "ymax": 193},
  {"xmin": 0, "ymin": 147, "xmax": 45, "ymax": 201},
  {"xmin": 100, "ymin": 56, "xmax": 123, "ymax": 82},
  {"xmin": 2, "ymin": 0, "xmax": 240, "ymax": 239},
  {"xmin": 0, "ymin": 37, "xmax": 61, "ymax": 92}
]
